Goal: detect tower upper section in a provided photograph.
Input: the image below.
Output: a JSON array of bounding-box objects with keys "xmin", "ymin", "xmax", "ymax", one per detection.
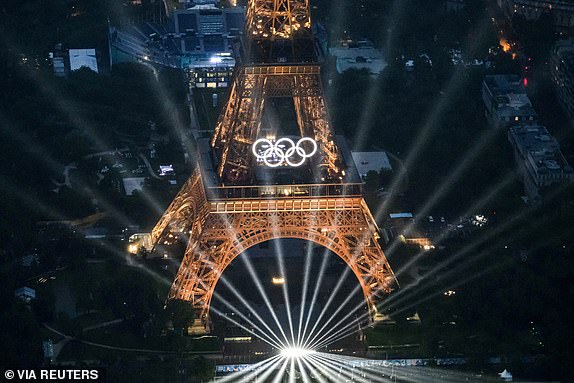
[{"xmin": 245, "ymin": 0, "xmax": 315, "ymax": 63}]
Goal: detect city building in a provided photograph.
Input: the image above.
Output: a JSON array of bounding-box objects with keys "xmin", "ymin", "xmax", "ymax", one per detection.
[
  {"xmin": 122, "ymin": 177, "xmax": 146, "ymax": 196},
  {"xmin": 351, "ymin": 151, "xmax": 393, "ymax": 178},
  {"xmin": 109, "ymin": 5, "xmax": 244, "ymax": 90},
  {"xmin": 482, "ymin": 75, "xmax": 537, "ymax": 128},
  {"xmin": 550, "ymin": 39, "xmax": 574, "ymax": 119},
  {"xmin": 69, "ymin": 48, "xmax": 99, "ymax": 73},
  {"xmin": 330, "ymin": 40, "xmax": 387, "ymax": 75},
  {"xmin": 497, "ymin": 0, "xmax": 574, "ymax": 31},
  {"xmin": 508, "ymin": 124, "xmax": 574, "ymax": 203},
  {"xmin": 49, "ymin": 45, "xmax": 99, "ymax": 76},
  {"xmin": 174, "ymin": 5, "xmax": 243, "ymax": 88},
  {"xmin": 49, "ymin": 44, "xmax": 67, "ymax": 77}
]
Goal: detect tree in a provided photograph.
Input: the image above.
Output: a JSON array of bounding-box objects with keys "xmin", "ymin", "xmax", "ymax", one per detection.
[
  {"xmin": 190, "ymin": 356, "xmax": 215, "ymax": 382},
  {"xmin": 0, "ymin": 299, "xmax": 43, "ymax": 369},
  {"xmin": 166, "ymin": 299, "xmax": 195, "ymax": 336},
  {"xmin": 364, "ymin": 170, "xmax": 380, "ymax": 193},
  {"xmin": 101, "ymin": 268, "xmax": 162, "ymax": 334}
]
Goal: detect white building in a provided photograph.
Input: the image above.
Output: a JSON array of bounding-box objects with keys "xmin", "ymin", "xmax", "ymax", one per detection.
[
  {"xmin": 69, "ymin": 48, "xmax": 98, "ymax": 73},
  {"xmin": 351, "ymin": 151, "xmax": 393, "ymax": 178},
  {"xmin": 330, "ymin": 40, "xmax": 387, "ymax": 75},
  {"xmin": 122, "ymin": 177, "xmax": 146, "ymax": 196}
]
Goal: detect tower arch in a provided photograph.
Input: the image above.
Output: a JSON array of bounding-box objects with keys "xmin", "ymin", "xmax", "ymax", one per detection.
[
  {"xmin": 159, "ymin": 179, "xmax": 396, "ymax": 331},
  {"xmin": 149, "ymin": 0, "xmax": 397, "ymax": 334}
]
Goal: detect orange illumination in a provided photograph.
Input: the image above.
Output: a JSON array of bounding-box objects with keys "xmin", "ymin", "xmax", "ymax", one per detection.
[
  {"xmin": 272, "ymin": 277, "xmax": 285, "ymax": 285},
  {"xmin": 500, "ymin": 38, "xmax": 511, "ymax": 53}
]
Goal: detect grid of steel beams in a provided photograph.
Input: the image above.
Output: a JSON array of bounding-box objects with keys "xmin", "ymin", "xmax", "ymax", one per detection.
[{"xmin": 150, "ymin": 0, "xmax": 397, "ymax": 333}]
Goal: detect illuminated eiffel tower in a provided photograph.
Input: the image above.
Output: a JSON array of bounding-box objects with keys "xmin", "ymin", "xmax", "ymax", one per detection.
[{"xmin": 150, "ymin": 0, "xmax": 396, "ymax": 334}]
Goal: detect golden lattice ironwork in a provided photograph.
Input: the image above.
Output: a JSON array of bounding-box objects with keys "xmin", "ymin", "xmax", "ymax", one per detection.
[
  {"xmin": 211, "ymin": 65, "xmax": 343, "ymax": 184},
  {"xmin": 152, "ymin": 171, "xmax": 396, "ymax": 332},
  {"xmin": 246, "ymin": 0, "xmax": 314, "ymax": 62},
  {"xmin": 247, "ymin": 0, "xmax": 310, "ymax": 39},
  {"xmin": 150, "ymin": 0, "xmax": 396, "ymax": 334}
]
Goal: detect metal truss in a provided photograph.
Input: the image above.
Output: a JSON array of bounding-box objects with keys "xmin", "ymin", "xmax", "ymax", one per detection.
[
  {"xmin": 151, "ymin": 168, "xmax": 209, "ymax": 248},
  {"xmin": 211, "ymin": 65, "xmax": 343, "ymax": 184},
  {"xmin": 247, "ymin": 0, "xmax": 310, "ymax": 39},
  {"xmin": 150, "ymin": 0, "xmax": 397, "ymax": 334},
  {"xmin": 152, "ymin": 171, "xmax": 396, "ymax": 331},
  {"xmin": 245, "ymin": 0, "xmax": 313, "ymax": 61}
]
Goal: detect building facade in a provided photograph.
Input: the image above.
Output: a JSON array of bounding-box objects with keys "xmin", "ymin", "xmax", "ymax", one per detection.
[
  {"xmin": 109, "ymin": 5, "xmax": 244, "ymax": 89},
  {"xmin": 508, "ymin": 124, "xmax": 574, "ymax": 203},
  {"xmin": 497, "ymin": 0, "xmax": 574, "ymax": 31},
  {"xmin": 551, "ymin": 39, "xmax": 574, "ymax": 119}
]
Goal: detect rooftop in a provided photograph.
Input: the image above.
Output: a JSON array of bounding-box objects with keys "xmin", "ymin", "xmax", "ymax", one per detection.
[
  {"xmin": 351, "ymin": 151, "xmax": 393, "ymax": 178},
  {"xmin": 122, "ymin": 177, "xmax": 146, "ymax": 196},
  {"xmin": 484, "ymin": 74, "xmax": 537, "ymax": 117},
  {"xmin": 510, "ymin": 125, "xmax": 559, "ymax": 155},
  {"xmin": 174, "ymin": 6, "xmax": 244, "ymax": 36},
  {"xmin": 484, "ymin": 74, "xmax": 524, "ymax": 95},
  {"xmin": 330, "ymin": 46, "xmax": 387, "ymax": 75},
  {"xmin": 509, "ymin": 124, "xmax": 573, "ymax": 175},
  {"xmin": 69, "ymin": 48, "xmax": 98, "ymax": 73},
  {"xmin": 110, "ymin": 7, "xmax": 244, "ymax": 69}
]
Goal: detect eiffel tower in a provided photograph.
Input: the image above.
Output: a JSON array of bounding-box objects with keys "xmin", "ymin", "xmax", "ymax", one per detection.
[{"xmin": 150, "ymin": 0, "xmax": 396, "ymax": 334}]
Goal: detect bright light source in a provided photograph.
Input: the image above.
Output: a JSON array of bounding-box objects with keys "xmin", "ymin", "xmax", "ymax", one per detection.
[
  {"xmin": 280, "ymin": 347, "xmax": 316, "ymax": 359},
  {"xmin": 210, "ymin": 56, "xmax": 222, "ymax": 64},
  {"xmin": 272, "ymin": 277, "xmax": 285, "ymax": 285}
]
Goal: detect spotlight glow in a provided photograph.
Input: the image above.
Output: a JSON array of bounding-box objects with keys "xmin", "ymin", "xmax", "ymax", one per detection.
[{"xmin": 280, "ymin": 347, "xmax": 317, "ymax": 359}]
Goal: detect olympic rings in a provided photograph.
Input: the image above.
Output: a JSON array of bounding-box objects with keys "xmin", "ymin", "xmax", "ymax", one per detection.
[{"xmin": 252, "ymin": 137, "xmax": 318, "ymax": 167}]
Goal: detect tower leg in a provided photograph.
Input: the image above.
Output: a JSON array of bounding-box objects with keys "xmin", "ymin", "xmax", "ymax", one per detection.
[{"xmin": 188, "ymin": 317, "xmax": 210, "ymax": 335}]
